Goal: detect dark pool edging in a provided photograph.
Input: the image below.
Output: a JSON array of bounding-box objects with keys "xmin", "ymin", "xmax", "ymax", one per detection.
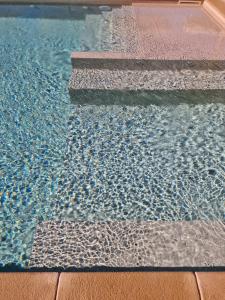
[{"xmin": 1, "ymin": 265, "xmax": 225, "ymax": 273}]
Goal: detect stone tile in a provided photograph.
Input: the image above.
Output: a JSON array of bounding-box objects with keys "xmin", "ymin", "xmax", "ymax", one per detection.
[
  {"xmin": 195, "ymin": 272, "xmax": 225, "ymax": 300},
  {"xmin": 0, "ymin": 273, "xmax": 58, "ymax": 300},
  {"xmin": 29, "ymin": 221, "xmax": 225, "ymax": 268},
  {"xmin": 56, "ymin": 272, "xmax": 200, "ymax": 300}
]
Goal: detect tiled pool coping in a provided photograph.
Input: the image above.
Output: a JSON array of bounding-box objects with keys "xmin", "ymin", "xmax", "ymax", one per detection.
[{"xmin": 0, "ymin": 272, "xmax": 225, "ymax": 300}]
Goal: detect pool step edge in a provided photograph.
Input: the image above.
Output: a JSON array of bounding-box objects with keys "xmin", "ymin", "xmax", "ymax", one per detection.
[{"xmin": 69, "ymin": 52, "xmax": 225, "ymax": 104}]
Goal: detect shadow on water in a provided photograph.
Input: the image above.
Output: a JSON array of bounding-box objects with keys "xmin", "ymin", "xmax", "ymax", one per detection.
[
  {"xmin": 72, "ymin": 59, "xmax": 225, "ymax": 71},
  {"xmin": 70, "ymin": 89, "xmax": 225, "ymax": 106},
  {"xmin": 0, "ymin": 4, "xmax": 114, "ymax": 20}
]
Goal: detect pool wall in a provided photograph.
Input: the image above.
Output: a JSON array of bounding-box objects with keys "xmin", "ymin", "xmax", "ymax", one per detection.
[{"xmin": 0, "ymin": 0, "xmax": 130, "ymax": 4}]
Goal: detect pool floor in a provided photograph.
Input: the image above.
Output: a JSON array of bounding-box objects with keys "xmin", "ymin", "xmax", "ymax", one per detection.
[{"xmin": 0, "ymin": 4, "xmax": 224, "ymax": 269}]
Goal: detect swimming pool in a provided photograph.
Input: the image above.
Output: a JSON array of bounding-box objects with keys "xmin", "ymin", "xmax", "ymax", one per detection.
[
  {"xmin": 0, "ymin": 4, "xmax": 109, "ymax": 267},
  {"xmin": 0, "ymin": 5, "xmax": 224, "ymax": 269}
]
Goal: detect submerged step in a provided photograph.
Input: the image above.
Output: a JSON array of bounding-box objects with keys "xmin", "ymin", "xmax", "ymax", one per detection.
[
  {"xmin": 69, "ymin": 2, "xmax": 225, "ymax": 103},
  {"xmin": 30, "ymin": 220, "xmax": 225, "ymax": 268},
  {"xmin": 69, "ymin": 52, "xmax": 225, "ymax": 104}
]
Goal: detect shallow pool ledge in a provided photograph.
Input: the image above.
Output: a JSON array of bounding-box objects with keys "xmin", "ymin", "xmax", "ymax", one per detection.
[{"xmin": 69, "ymin": 51, "xmax": 225, "ymax": 104}]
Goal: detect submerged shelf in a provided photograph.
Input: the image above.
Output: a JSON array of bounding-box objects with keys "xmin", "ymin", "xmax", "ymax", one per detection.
[{"xmin": 70, "ymin": 2, "xmax": 225, "ymax": 101}]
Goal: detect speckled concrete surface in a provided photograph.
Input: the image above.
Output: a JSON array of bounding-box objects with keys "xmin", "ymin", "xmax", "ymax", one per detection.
[
  {"xmin": 100, "ymin": 6, "xmax": 139, "ymax": 53},
  {"xmin": 29, "ymin": 220, "xmax": 225, "ymax": 268},
  {"xmin": 99, "ymin": 5, "xmax": 225, "ymax": 59},
  {"xmin": 134, "ymin": 5, "xmax": 225, "ymax": 60},
  {"xmin": 69, "ymin": 67, "xmax": 225, "ymax": 92}
]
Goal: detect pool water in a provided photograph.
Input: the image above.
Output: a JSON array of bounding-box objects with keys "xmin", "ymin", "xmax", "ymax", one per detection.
[
  {"xmin": 0, "ymin": 5, "xmax": 108, "ymax": 267},
  {"xmin": 0, "ymin": 5, "xmax": 224, "ymax": 268}
]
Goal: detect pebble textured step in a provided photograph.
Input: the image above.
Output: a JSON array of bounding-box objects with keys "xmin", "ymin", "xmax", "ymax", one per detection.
[
  {"xmin": 69, "ymin": 4, "xmax": 225, "ymax": 98},
  {"xmin": 29, "ymin": 220, "xmax": 225, "ymax": 268},
  {"xmin": 70, "ymin": 53, "xmax": 225, "ymax": 102}
]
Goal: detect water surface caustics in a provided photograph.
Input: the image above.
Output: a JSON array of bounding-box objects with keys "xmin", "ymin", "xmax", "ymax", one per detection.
[
  {"xmin": 0, "ymin": 5, "xmax": 106, "ymax": 267},
  {"xmin": 0, "ymin": 5, "xmax": 224, "ymax": 268}
]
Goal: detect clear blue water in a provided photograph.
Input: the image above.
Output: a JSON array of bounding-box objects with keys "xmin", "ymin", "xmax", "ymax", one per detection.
[
  {"xmin": 0, "ymin": 5, "xmax": 224, "ymax": 268},
  {"xmin": 0, "ymin": 5, "xmax": 107, "ymax": 267}
]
